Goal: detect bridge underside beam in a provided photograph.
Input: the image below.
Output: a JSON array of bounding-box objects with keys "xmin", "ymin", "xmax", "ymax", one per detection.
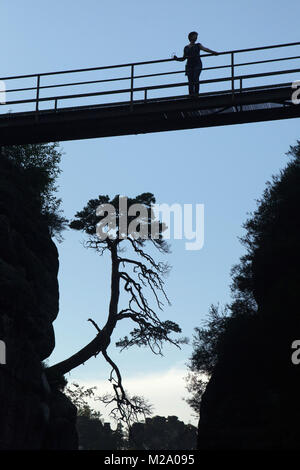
[{"xmin": 0, "ymin": 86, "xmax": 299, "ymax": 146}]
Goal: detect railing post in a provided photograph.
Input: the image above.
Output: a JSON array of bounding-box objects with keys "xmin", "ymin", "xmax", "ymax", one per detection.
[
  {"xmin": 231, "ymin": 52, "xmax": 235, "ymax": 98},
  {"xmin": 239, "ymin": 78, "xmax": 243, "ymax": 112},
  {"xmin": 130, "ymin": 65, "xmax": 134, "ymax": 110},
  {"xmin": 36, "ymin": 75, "xmax": 40, "ymax": 112}
]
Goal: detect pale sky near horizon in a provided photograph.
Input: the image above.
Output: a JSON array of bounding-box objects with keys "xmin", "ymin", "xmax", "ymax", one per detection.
[{"xmin": 1, "ymin": 1, "xmax": 300, "ymax": 426}]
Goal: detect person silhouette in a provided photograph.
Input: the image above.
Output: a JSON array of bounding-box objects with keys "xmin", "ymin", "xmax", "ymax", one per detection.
[{"xmin": 174, "ymin": 32, "xmax": 218, "ymax": 97}]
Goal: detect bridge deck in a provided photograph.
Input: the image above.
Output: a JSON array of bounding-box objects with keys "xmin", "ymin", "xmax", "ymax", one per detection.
[{"xmin": 0, "ymin": 84, "xmax": 298, "ymax": 145}]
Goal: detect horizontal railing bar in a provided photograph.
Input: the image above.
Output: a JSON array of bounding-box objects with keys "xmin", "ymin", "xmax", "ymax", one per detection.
[
  {"xmin": 3, "ymin": 80, "xmax": 229, "ymax": 105},
  {"xmin": 4, "ymin": 71, "xmax": 186, "ymax": 94},
  {"xmin": 234, "ymin": 54, "xmax": 300, "ymax": 68},
  {"xmin": 220, "ymin": 41, "xmax": 300, "ymax": 56},
  {"xmin": 0, "ymin": 58, "xmax": 179, "ymax": 81},
  {"xmin": 2, "ymin": 79, "xmax": 296, "ymax": 108},
  {"xmin": 73, "ymin": 81, "xmax": 296, "ymax": 106},
  {"xmin": 4, "ymin": 53, "xmax": 300, "ymax": 95},
  {"xmin": 0, "ymin": 82, "xmax": 294, "ymax": 118},
  {"xmin": 1, "ymin": 41, "xmax": 300, "ymax": 83},
  {"xmin": 3, "ymin": 66, "xmax": 299, "ymax": 107},
  {"xmin": 235, "ymin": 66, "xmax": 300, "ymax": 81},
  {"xmin": 5, "ymin": 76, "xmax": 133, "ymax": 94},
  {"xmin": 2, "ymin": 81, "xmax": 294, "ymax": 116}
]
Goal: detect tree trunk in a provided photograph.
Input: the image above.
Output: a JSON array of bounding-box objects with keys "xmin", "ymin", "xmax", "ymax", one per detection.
[{"xmin": 46, "ymin": 242, "xmax": 120, "ymax": 381}]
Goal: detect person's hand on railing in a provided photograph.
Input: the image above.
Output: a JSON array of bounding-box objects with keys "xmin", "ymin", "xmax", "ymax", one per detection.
[{"xmin": 173, "ymin": 55, "xmax": 185, "ymax": 62}]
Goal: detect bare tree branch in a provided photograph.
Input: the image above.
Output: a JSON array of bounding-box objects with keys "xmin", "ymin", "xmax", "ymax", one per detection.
[{"xmin": 100, "ymin": 347, "xmax": 152, "ymax": 426}]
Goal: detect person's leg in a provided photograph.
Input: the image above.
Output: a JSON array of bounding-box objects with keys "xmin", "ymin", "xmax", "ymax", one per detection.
[
  {"xmin": 194, "ymin": 67, "xmax": 202, "ymax": 95},
  {"xmin": 194, "ymin": 72, "xmax": 200, "ymax": 95},
  {"xmin": 187, "ymin": 71, "xmax": 195, "ymax": 96}
]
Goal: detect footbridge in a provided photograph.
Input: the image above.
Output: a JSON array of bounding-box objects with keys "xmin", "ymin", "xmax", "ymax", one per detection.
[{"xmin": 0, "ymin": 41, "xmax": 300, "ymax": 146}]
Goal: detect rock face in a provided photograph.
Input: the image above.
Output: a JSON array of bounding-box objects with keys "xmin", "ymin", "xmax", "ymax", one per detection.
[
  {"xmin": 198, "ymin": 155, "xmax": 300, "ymax": 449},
  {"xmin": 0, "ymin": 156, "xmax": 78, "ymax": 449}
]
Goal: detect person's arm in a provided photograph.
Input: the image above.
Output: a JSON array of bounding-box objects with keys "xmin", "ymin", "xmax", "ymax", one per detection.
[
  {"xmin": 174, "ymin": 47, "xmax": 187, "ymax": 61},
  {"xmin": 199, "ymin": 43, "xmax": 219, "ymax": 55}
]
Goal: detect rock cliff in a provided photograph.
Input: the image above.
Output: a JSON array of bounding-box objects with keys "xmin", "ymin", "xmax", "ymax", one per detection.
[
  {"xmin": 0, "ymin": 155, "xmax": 77, "ymax": 449},
  {"xmin": 198, "ymin": 151, "xmax": 300, "ymax": 449}
]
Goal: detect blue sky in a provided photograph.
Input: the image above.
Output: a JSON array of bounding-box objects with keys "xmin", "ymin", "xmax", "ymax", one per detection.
[{"xmin": 2, "ymin": 1, "xmax": 300, "ymax": 424}]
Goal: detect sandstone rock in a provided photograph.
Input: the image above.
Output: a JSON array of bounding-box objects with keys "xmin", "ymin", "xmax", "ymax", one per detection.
[{"xmin": 0, "ymin": 156, "xmax": 77, "ymax": 449}]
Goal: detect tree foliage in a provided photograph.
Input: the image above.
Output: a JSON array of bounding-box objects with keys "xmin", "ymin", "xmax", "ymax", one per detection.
[
  {"xmin": 65, "ymin": 382, "xmax": 101, "ymax": 419},
  {"xmin": 186, "ymin": 141, "xmax": 300, "ymax": 414},
  {"xmin": 1, "ymin": 143, "xmax": 68, "ymax": 240}
]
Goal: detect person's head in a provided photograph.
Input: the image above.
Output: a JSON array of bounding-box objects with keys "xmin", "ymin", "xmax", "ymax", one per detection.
[{"xmin": 188, "ymin": 31, "xmax": 198, "ymax": 43}]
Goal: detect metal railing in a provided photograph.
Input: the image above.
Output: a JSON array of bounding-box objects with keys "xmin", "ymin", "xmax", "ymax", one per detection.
[{"xmin": 1, "ymin": 41, "xmax": 300, "ymax": 114}]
